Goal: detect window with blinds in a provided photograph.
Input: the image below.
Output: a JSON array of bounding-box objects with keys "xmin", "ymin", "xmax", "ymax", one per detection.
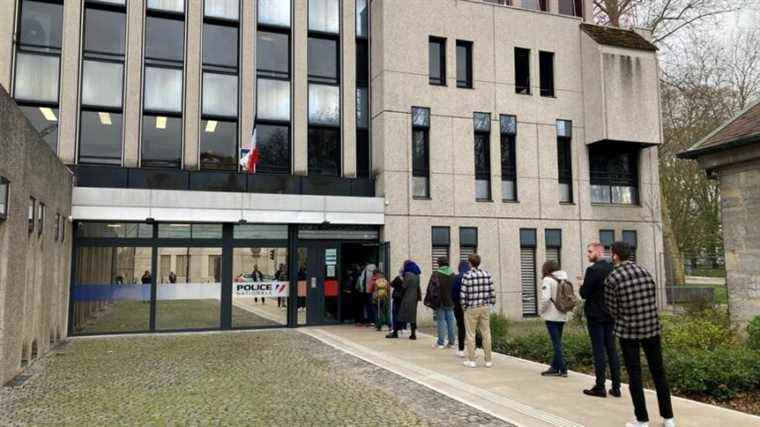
[
  {"xmin": 600, "ymin": 229, "xmax": 615, "ymax": 260},
  {"xmin": 545, "ymin": 228, "xmax": 562, "ymax": 268},
  {"xmin": 459, "ymin": 227, "xmax": 478, "ymax": 262},
  {"xmin": 432, "ymin": 226, "xmax": 451, "ymax": 269},
  {"xmin": 520, "ymin": 229, "xmax": 538, "ymax": 316}
]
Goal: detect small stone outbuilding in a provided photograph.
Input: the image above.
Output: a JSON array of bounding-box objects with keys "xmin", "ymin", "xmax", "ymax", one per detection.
[{"xmin": 679, "ymin": 100, "xmax": 760, "ymax": 329}]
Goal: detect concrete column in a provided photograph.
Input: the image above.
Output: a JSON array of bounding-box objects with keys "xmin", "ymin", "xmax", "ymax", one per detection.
[
  {"xmin": 58, "ymin": 0, "xmax": 83, "ymax": 164},
  {"xmin": 292, "ymin": 0, "xmax": 308, "ymax": 175},
  {"xmin": 240, "ymin": 0, "xmax": 256, "ymax": 155},
  {"xmin": 184, "ymin": 1, "xmax": 202, "ymax": 170},
  {"xmin": 341, "ymin": 0, "xmax": 356, "ymax": 178},
  {"xmin": 123, "ymin": 0, "xmax": 145, "ymax": 167},
  {"xmin": 0, "ymin": 0, "xmax": 16, "ymax": 90},
  {"xmin": 548, "ymin": 0, "xmax": 559, "ymax": 14},
  {"xmin": 583, "ymin": 0, "xmax": 594, "ymax": 21}
]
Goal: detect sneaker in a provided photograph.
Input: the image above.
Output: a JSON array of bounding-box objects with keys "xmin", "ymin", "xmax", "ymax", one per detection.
[
  {"xmin": 485, "ymin": 362, "xmax": 493, "ymax": 368},
  {"xmin": 560, "ymin": 371, "xmax": 568, "ymax": 377},
  {"xmin": 436, "ymin": 344, "xmax": 445, "ymax": 349},
  {"xmin": 445, "ymin": 343, "xmax": 455, "ymax": 349},
  {"xmin": 457, "ymin": 350, "xmax": 465, "ymax": 358},
  {"xmin": 385, "ymin": 332, "xmax": 398, "ymax": 339},
  {"xmin": 463, "ymin": 360, "xmax": 477, "ymax": 368},
  {"xmin": 409, "ymin": 334, "xmax": 417, "ymax": 340},
  {"xmin": 583, "ymin": 387, "xmax": 607, "ymax": 398},
  {"xmin": 610, "ymin": 388, "xmax": 622, "ymax": 398},
  {"xmin": 541, "ymin": 368, "xmax": 562, "ymax": 377},
  {"xmin": 662, "ymin": 419, "xmax": 675, "ymax": 427},
  {"xmin": 625, "ymin": 421, "xmax": 649, "ymax": 427}
]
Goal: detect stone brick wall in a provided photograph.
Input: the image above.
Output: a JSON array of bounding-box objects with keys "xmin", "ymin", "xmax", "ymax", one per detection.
[{"xmin": 0, "ymin": 85, "xmax": 73, "ymax": 384}]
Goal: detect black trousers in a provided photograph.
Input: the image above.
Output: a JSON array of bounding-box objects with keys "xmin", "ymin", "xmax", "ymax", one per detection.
[
  {"xmin": 454, "ymin": 303, "xmax": 466, "ymax": 351},
  {"xmin": 587, "ymin": 321, "xmax": 621, "ymax": 389},
  {"xmin": 619, "ymin": 335, "xmax": 674, "ymax": 422}
]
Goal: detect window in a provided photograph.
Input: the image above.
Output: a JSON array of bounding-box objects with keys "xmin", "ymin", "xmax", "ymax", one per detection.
[
  {"xmin": 356, "ymin": 12, "xmax": 370, "ymax": 178},
  {"xmin": 255, "ymin": 2, "xmax": 291, "ymax": 174},
  {"xmin": 456, "ymin": 40, "xmax": 473, "ymax": 88},
  {"xmin": 590, "ymin": 144, "xmax": 640, "ymax": 205},
  {"xmin": 205, "ymin": 0, "xmax": 239, "ymax": 20},
  {"xmin": 202, "ymin": 3, "xmax": 240, "ymax": 171},
  {"xmin": 54, "ymin": 213, "xmax": 60, "ymax": 241},
  {"xmin": 520, "ymin": 229, "xmax": 538, "ymax": 316},
  {"xmin": 429, "ymin": 37, "xmax": 446, "ymax": 86},
  {"xmin": 28, "ymin": 197, "xmax": 35, "ymax": 234},
  {"xmin": 147, "ymin": 0, "xmax": 184, "ymax": 13},
  {"xmin": 473, "ymin": 112, "xmax": 491, "ymax": 201},
  {"xmin": 432, "ymin": 227, "xmax": 450, "ymax": 269},
  {"xmin": 500, "ymin": 115, "xmax": 517, "ymax": 201},
  {"xmin": 623, "ymin": 230, "xmax": 638, "ymax": 261},
  {"xmin": 545, "ymin": 229, "xmax": 562, "ymax": 268},
  {"xmin": 539, "ymin": 51, "xmax": 554, "ymax": 97},
  {"xmin": 37, "ymin": 202, "xmax": 44, "ymax": 236},
  {"xmin": 0, "ymin": 177, "xmax": 8, "ymax": 221},
  {"xmin": 460, "ymin": 227, "xmax": 478, "ymax": 262},
  {"xmin": 13, "ymin": 0, "xmax": 64, "ymax": 152},
  {"xmin": 514, "ymin": 48, "xmax": 531, "ymax": 95},
  {"xmin": 556, "ymin": 120, "xmax": 573, "ymax": 203},
  {"xmin": 412, "ymin": 107, "xmax": 430, "ymax": 198},
  {"xmin": 356, "ymin": 0, "xmax": 368, "ymax": 39},
  {"xmin": 558, "ymin": 0, "xmax": 583, "ymax": 17},
  {"xmin": 600, "ymin": 230, "xmax": 615, "ymax": 260},
  {"xmin": 520, "ymin": 0, "xmax": 547, "ymax": 10},
  {"xmin": 307, "ymin": 3, "xmax": 340, "ymax": 177},
  {"xmin": 142, "ymin": 7, "xmax": 185, "ymax": 168}
]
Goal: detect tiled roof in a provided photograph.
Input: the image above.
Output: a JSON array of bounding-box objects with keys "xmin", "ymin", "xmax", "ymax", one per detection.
[
  {"xmin": 680, "ymin": 100, "xmax": 760, "ymax": 158},
  {"xmin": 581, "ymin": 23, "xmax": 657, "ymax": 52}
]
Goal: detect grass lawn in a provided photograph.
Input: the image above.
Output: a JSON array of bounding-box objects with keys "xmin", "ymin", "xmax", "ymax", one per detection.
[{"xmin": 76, "ymin": 300, "xmax": 278, "ymax": 335}]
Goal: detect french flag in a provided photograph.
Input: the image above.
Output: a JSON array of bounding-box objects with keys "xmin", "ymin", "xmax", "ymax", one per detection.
[{"xmin": 239, "ymin": 123, "xmax": 260, "ymax": 175}]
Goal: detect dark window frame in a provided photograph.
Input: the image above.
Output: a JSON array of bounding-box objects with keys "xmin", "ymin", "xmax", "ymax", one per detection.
[
  {"xmin": 256, "ymin": 26, "xmax": 291, "ymax": 79},
  {"xmin": 0, "ymin": 177, "xmax": 8, "ymax": 221},
  {"xmin": 412, "ymin": 107, "xmax": 431, "ymax": 199},
  {"xmin": 473, "ymin": 112, "xmax": 492, "ymax": 202},
  {"xmin": 456, "ymin": 40, "xmax": 473, "ymax": 89},
  {"xmin": 200, "ymin": 118, "xmax": 239, "ymax": 171},
  {"xmin": 500, "ymin": 114, "xmax": 518, "ymax": 202},
  {"xmin": 252, "ymin": 119, "xmax": 291, "ymax": 175},
  {"xmin": 307, "ymin": 33, "xmax": 340, "ymax": 85},
  {"xmin": 589, "ymin": 144, "xmax": 640, "ymax": 205},
  {"xmin": 539, "ymin": 50, "xmax": 555, "ymax": 97},
  {"xmin": 307, "ymin": 125, "xmax": 342, "ymax": 177},
  {"xmin": 428, "ymin": 36, "xmax": 446, "ymax": 86},
  {"xmin": 514, "ymin": 47, "xmax": 531, "ymax": 95},
  {"xmin": 459, "ymin": 226, "xmax": 478, "ymax": 256},
  {"xmin": 556, "ymin": 120, "xmax": 573, "ymax": 203},
  {"xmin": 28, "ymin": 196, "xmax": 35, "ymax": 234}
]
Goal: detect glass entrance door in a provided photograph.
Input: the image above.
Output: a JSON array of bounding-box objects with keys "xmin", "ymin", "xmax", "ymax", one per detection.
[{"xmin": 297, "ymin": 243, "xmax": 340, "ymax": 325}]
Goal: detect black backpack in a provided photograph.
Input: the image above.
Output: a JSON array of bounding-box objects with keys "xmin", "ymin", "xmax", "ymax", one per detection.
[{"xmin": 424, "ymin": 273, "xmax": 442, "ymax": 309}]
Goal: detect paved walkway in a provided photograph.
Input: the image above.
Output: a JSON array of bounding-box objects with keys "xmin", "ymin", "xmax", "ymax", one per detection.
[{"xmin": 302, "ymin": 325, "xmax": 760, "ymax": 427}]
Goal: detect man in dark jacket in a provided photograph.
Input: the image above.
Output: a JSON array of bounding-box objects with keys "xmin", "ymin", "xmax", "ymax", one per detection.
[
  {"xmin": 431, "ymin": 257, "xmax": 456, "ymax": 349},
  {"xmin": 579, "ymin": 242, "xmax": 621, "ymax": 398}
]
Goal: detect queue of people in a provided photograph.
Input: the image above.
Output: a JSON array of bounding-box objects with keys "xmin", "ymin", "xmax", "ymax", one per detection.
[{"xmin": 372, "ymin": 242, "xmax": 674, "ymax": 427}]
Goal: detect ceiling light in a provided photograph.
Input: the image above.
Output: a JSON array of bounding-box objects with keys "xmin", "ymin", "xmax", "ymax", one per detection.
[
  {"xmin": 98, "ymin": 112, "xmax": 112, "ymax": 126},
  {"xmin": 205, "ymin": 120, "xmax": 217, "ymax": 133},
  {"xmin": 39, "ymin": 107, "xmax": 57, "ymax": 122},
  {"xmin": 155, "ymin": 116, "xmax": 167, "ymax": 129},
  {"xmin": 106, "ymin": 224, "xmax": 122, "ymax": 228}
]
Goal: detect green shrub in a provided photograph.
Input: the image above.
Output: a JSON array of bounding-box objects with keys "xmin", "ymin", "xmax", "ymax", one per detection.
[
  {"xmin": 747, "ymin": 316, "xmax": 760, "ymax": 351},
  {"xmin": 665, "ymin": 346, "xmax": 760, "ymax": 400},
  {"xmin": 662, "ymin": 308, "xmax": 734, "ymax": 351}
]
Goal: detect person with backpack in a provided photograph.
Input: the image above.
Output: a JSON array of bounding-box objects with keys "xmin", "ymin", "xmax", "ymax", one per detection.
[
  {"xmin": 452, "ymin": 260, "xmax": 470, "ymax": 357},
  {"xmin": 372, "ymin": 269, "xmax": 390, "ymax": 331},
  {"xmin": 460, "ymin": 254, "xmax": 496, "ymax": 368},
  {"xmin": 426, "ymin": 257, "xmax": 456, "ymax": 349},
  {"xmin": 580, "ymin": 241, "xmax": 621, "ymax": 398},
  {"xmin": 539, "ymin": 260, "xmax": 573, "ymax": 377}
]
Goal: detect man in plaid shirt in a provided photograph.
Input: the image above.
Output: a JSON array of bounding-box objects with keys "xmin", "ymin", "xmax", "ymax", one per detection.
[
  {"xmin": 460, "ymin": 254, "xmax": 496, "ymax": 368},
  {"xmin": 605, "ymin": 241, "xmax": 675, "ymax": 427}
]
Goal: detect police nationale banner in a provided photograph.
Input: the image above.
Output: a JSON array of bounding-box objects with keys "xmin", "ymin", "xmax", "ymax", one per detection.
[{"xmin": 234, "ymin": 281, "xmax": 289, "ymax": 297}]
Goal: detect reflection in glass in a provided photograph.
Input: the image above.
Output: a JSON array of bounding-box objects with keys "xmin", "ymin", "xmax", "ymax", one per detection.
[
  {"xmin": 84, "ymin": 7, "xmax": 126, "ymax": 55},
  {"xmin": 308, "ymin": 0, "xmax": 339, "ymax": 33},
  {"xmin": 156, "ymin": 247, "xmax": 221, "ymax": 330},
  {"xmin": 413, "ymin": 176, "xmax": 429, "ymax": 199},
  {"xmin": 521, "ymin": 0, "xmax": 543, "ymax": 10},
  {"xmin": 78, "ymin": 111, "xmax": 123, "ymax": 165},
  {"xmin": 202, "ymin": 72, "xmax": 238, "ymax": 117},
  {"xmin": 145, "ymin": 16, "xmax": 184, "ymax": 62},
  {"xmin": 147, "ymin": 0, "xmax": 184, "ymax": 13},
  {"xmin": 72, "ymin": 246, "xmax": 152, "ymax": 334},
  {"xmin": 233, "ymin": 224, "xmax": 288, "ymax": 239},
  {"xmin": 77, "ymin": 222, "xmax": 153, "ymax": 238},
  {"xmin": 356, "ymin": 87, "xmax": 369, "ymax": 129},
  {"xmin": 82, "ymin": 60, "xmax": 124, "ymax": 108},
  {"xmin": 19, "ymin": 0, "xmax": 64, "ymax": 49},
  {"xmin": 308, "ymin": 84, "xmax": 340, "ymax": 126},
  {"xmin": 205, "ymin": 0, "xmax": 239, "ymax": 20},
  {"xmin": 256, "ymin": 78, "xmax": 290, "ymax": 121},
  {"xmin": 412, "ymin": 107, "xmax": 430, "ymax": 128},
  {"xmin": 144, "ymin": 67, "xmax": 183, "ymax": 112},
  {"xmin": 257, "ymin": 31, "xmax": 289, "ymax": 78},
  {"xmin": 14, "ymin": 53, "xmax": 59, "ymax": 103},
  {"xmin": 201, "ymin": 120, "xmax": 238, "ymax": 170},
  {"xmin": 591, "ymin": 184, "xmax": 611, "ymax": 204},
  {"xmin": 308, "ymin": 37, "xmax": 339, "ymax": 83},
  {"xmin": 308, "ymin": 127, "xmax": 340, "ymax": 176},
  {"xmin": 356, "ymin": 0, "xmax": 368, "ymax": 38},
  {"xmin": 502, "ymin": 179, "xmax": 516, "ymax": 201},
  {"xmin": 203, "ymin": 23, "xmax": 238, "ymax": 68},
  {"xmin": 232, "ymin": 247, "xmax": 289, "ymax": 327},
  {"xmin": 18, "ymin": 106, "xmax": 58, "ymax": 152},
  {"xmin": 256, "ymin": 123, "xmax": 290, "ymax": 174},
  {"xmin": 258, "ymin": 0, "xmax": 290, "ymax": 27},
  {"xmin": 142, "ymin": 115, "xmax": 182, "ymax": 168}
]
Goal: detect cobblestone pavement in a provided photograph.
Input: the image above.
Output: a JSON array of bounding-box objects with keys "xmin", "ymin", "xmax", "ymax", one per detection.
[{"xmin": 1, "ymin": 330, "xmax": 512, "ymax": 426}]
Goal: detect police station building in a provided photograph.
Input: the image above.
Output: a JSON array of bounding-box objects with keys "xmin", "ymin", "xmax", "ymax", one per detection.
[{"xmin": 0, "ymin": 0, "xmax": 666, "ymax": 374}]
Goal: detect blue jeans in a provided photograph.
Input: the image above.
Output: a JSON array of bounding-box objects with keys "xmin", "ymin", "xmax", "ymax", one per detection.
[
  {"xmin": 545, "ymin": 321, "xmax": 567, "ymax": 373},
  {"xmin": 436, "ymin": 307, "xmax": 456, "ymax": 346},
  {"xmin": 587, "ymin": 321, "xmax": 621, "ymax": 389}
]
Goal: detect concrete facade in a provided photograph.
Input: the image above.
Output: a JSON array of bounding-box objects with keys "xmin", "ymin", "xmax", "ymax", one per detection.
[{"xmin": 0, "ymin": 85, "xmax": 73, "ymax": 384}]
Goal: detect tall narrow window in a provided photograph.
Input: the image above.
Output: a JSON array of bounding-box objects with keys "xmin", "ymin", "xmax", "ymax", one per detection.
[
  {"xmin": 28, "ymin": 197, "xmax": 35, "ymax": 234},
  {"xmin": 514, "ymin": 47, "xmax": 531, "ymax": 95},
  {"xmin": 520, "ymin": 229, "xmax": 538, "ymax": 317},
  {"xmin": 473, "ymin": 112, "xmax": 491, "ymax": 201},
  {"xmin": 201, "ymin": 0, "xmax": 240, "ymax": 171},
  {"xmin": 459, "ymin": 227, "xmax": 478, "ymax": 262},
  {"xmin": 13, "ymin": 0, "xmax": 64, "ymax": 153},
  {"xmin": 456, "ymin": 40, "xmax": 473, "ymax": 89},
  {"xmin": 37, "ymin": 202, "xmax": 44, "ymax": 236},
  {"xmin": 590, "ymin": 144, "xmax": 640, "ymax": 205},
  {"xmin": 500, "ymin": 114, "xmax": 517, "ymax": 201},
  {"xmin": 600, "ymin": 230, "xmax": 615, "ymax": 260},
  {"xmin": 623, "ymin": 230, "xmax": 638, "ymax": 261},
  {"xmin": 255, "ymin": 0, "xmax": 291, "ymax": 174},
  {"xmin": 432, "ymin": 227, "xmax": 451, "ymax": 269},
  {"xmin": 556, "ymin": 119, "xmax": 573, "ymax": 203},
  {"xmin": 0, "ymin": 177, "xmax": 8, "ymax": 221},
  {"xmin": 412, "ymin": 107, "xmax": 431, "ymax": 198},
  {"xmin": 78, "ymin": 1, "xmax": 127, "ymax": 165},
  {"xmin": 308, "ymin": 0, "xmax": 340, "ymax": 176},
  {"xmin": 356, "ymin": 0, "xmax": 370, "ymax": 178},
  {"xmin": 142, "ymin": 3, "xmax": 185, "ymax": 168},
  {"xmin": 539, "ymin": 51, "xmax": 554, "ymax": 97},
  {"xmin": 545, "ymin": 229, "xmax": 562, "ymax": 268},
  {"xmin": 428, "ymin": 37, "xmax": 446, "ymax": 86}
]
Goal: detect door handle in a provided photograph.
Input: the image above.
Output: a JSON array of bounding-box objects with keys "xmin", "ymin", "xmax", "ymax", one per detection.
[{"xmin": 310, "ymin": 277, "xmax": 317, "ymax": 288}]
